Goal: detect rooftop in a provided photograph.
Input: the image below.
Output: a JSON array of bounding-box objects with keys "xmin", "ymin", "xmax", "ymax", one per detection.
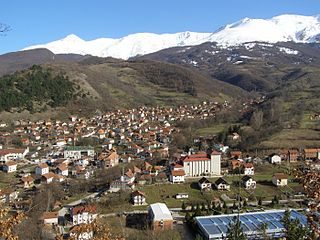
[
  {"xmin": 65, "ymin": 146, "xmax": 94, "ymax": 151},
  {"xmin": 148, "ymin": 203, "xmax": 173, "ymax": 221},
  {"xmin": 196, "ymin": 210, "xmax": 307, "ymax": 240}
]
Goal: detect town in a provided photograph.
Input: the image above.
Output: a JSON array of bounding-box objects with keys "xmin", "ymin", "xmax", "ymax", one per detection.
[{"xmin": 0, "ymin": 99, "xmax": 319, "ymax": 240}]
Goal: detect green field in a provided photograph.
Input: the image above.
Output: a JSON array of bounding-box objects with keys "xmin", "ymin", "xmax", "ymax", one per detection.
[{"xmin": 195, "ymin": 124, "xmax": 228, "ymax": 136}]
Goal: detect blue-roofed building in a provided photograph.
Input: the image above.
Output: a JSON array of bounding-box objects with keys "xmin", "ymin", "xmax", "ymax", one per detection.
[{"xmin": 195, "ymin": 210, "xmax": 307, "ymax": 239}]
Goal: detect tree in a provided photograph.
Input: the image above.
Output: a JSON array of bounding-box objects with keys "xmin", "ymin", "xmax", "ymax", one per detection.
[
  {"xmin": 226, "ymin": 216, "xmax": 247, "ymax": 240},
  {"xmin": 181, "ymin": 202, "xmax": 186, "ymax": 211},
  {"xmin": 281, "ymin": 210, "xmax": 310, "ymax": 240},
  {"xmin": 0, "ymin": 203, "xmax": 25, "ymax": 239},
  {"xmin": 250, "ymin": 110, "xmax": 264, "ymax": 130}
]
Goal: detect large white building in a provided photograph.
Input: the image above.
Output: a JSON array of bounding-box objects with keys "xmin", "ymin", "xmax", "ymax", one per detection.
[
  {"xmin": 64, "ymin": 146, "xmax": 94, "ymax": 160},
  {"xmin": 182, "ymin": 151, "xmax": 221, "ymax": 177},
  {"xmin": 0, "ymin": 148, "xmax": 29, "ymax": 163}
]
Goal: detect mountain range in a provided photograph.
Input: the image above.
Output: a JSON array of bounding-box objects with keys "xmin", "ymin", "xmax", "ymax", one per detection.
[{"xmin": 23, "ymin": 14, "xmax": 320, "ymax": 60}]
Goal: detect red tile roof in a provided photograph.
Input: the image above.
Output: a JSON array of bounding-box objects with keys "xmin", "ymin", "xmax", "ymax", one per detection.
[
  {"xmin": 171, "ymin": 170, "xmax": 185, "ymax": 176},
  {"xmin": 72, "ymin": 205, "xmax": 96, "ymax": 215}
]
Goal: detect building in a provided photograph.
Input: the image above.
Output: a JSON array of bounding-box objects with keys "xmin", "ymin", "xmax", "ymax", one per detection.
[
  {"xmin": 0, "ymin": 188, "xmax": 18, "ymax": 203},
  {"xmin": 131, "ymin": 190, "xmax": 146, "ymax": 206},
  {"xmin": 64, "ymin": 146, "xmax": 94, "ymax": 160},
  {"xmin": 3, "ymin": 161, "xmax": 17, "ymax": 173},
  {"xmin": 21, "ymin": 174, "xmax": 34, "ymax": 188},
  {"xmin": 56, "ymin": 163, "xmax": 69, "ymax": 176},
  {"xmin": 198, "ymin": 177, "xmax": 212, "ymax": 190},
  {"xmin": 0, "ymin": 148, "xmax": 29, "ymax": 163},
  {"xmin": 96, "ymin": 149, "xmax": 119, "ymax": 168},
  {"xmin": 243, "ymin": 163, "xmax": 254, "ymax": 175},
  {"xmin": 175, "ymin": 193, "xmax": 189, "ymax": 199},
  {"xmin": 41, "ymin": 172, "xmax": 57, "ymax": 184},
  {"xmin": 272, "ymin": 173, "xmax": 288, "ymax": 187},
  {"xmin": 35, "ymin": 163, "xmax": 49, "ymax": 175},
  {"xmin": 195, "ymin": 210, "xmax": 307, "ymax": 240},
  {"xmin": 303, "ymin": 148, "xmax": 318, "ymax": 160},
  {"xmin": 241, "ymin": 175, "xmax": 256, "ymax": 189},
  {"xmin": 169, "ymin": 170, "xmax": 185, "ymax": 183},
  {"xmin": 270, "ymin": 154, "xmax": 281, "ymax": 164},
  {"xmin": 148, "ymin": 203, "xmax": 173, "ymax": 230},
  {"xmin": 71, "ymin": 205, "xmax": 97, "ymax": 225},
  {"xmin": 214, "ymin": 177, "xmax": 230, "ymax": 191},
  {"xmin": 287, "ymin": 149, "xmax": 299, "ymax": 162},
  {"xmin": 182, "ymin": 151, "xmax": 221, "ymax": 177},
  {"xmin": 41, "ymin": 211, "xmax": 59, "ymax": 225}
]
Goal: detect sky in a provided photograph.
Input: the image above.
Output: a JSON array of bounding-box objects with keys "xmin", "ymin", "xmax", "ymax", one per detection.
[{"xmin": 0, "ymin": 0, "xmax": 319, "ymax": 54}]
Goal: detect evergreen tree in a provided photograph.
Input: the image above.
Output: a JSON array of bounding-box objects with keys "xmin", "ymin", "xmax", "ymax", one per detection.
[
  {"xmin": 281, "ymin": 210, "xmax": 310, "ymax": 240},
  {"xmin": 226, "ymin": 216, "xmax": 247, "ymax": 240},
  {"xmin": 181, "ymin": 202, "xmax": 186, "ymax": 211}
]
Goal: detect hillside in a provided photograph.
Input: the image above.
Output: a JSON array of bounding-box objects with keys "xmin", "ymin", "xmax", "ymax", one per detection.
[
  {"xmin": 138, "ymin": 41, "xmax": 320, "ymax": 150},
  {"xmin": 0, "ymin": 55, "xmax": 248, "ymax": 120}
]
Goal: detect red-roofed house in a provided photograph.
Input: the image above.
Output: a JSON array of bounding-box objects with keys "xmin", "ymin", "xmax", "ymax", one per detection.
[
  {"xmin": 71, "ymin": 205, "xmax": 97, "ymax": 225},
  {"xmin": 131, "ymin": 190, "xmax": 146, "ymax": 206},
  {"xmin": 35, "ymin": 163, "xmax": 49, "ymax": 175},
  {"xmin": 3, "ymin": 161, "xmax": 17, "ymax": 173},
  {"xmin": 243, "ymin": 163, "xmax": 254, "ymax": 175},
  {"xmin": 0, "ymin": 148, "xmax": 29, "ymax": 163},
  {"xmin": 169, "ymin": 170, "xmax": 185, "ymax": 183}
]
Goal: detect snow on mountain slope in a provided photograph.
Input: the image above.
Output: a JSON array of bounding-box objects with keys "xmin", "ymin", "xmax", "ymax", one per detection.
[
  {"xmin": 23, "ymin": 14, "xmax": 320, "ymax": 59},
  {"xmin": 207, "ymin": 14, "xmax": 320, "ymax": 45},
  {"xmin": 23, "ymin": 32, "xmax": 211, "ymax": 60}
]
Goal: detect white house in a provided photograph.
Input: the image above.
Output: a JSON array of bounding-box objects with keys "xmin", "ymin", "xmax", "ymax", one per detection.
[
  {"xmin": 169, "ymin": 170, "xmax": 185, "ymax": 183},
  {"xmin": 3, "ymin": 161, "xmax": 17, "ymax": 173},
  {"xmin": 270, "ymin": 154, "xmax": 281, "ymax": 164},
  {"xmin": 35, "ymin": 163, "xmax": 49, "ymax": 175},
  {"xmin": 175, "ymin": 193, "xmax": 189, "ymax": 199},
  {"xmin": 242, "ymin": 175, "xmax": 256, "ymax": 189},
  {"xmin": 198, "ymin": 177, "xmax": 212, "ymax": 190},
  {"xmin": 64, "ymin": 146, "xmax": 94, "ymax": 160},
  {"xmin": 0, "ymin": 148, "xmax": 29, "ymax": 163},
  {"xmin": 41, "ymin": 172, "xmax": 56, "ymax": 184},
  {"xmin": 272, "ymin": 173, "xmax": 288, "ymax": 187},
  {"xmin": 182, "ymin": 151, "xmax": 221, "ymax": 177},
  {"xmin": 243, "ymin": 163, "xmax": 254, "ymax": 175},
  {"xmin": 131, "ymin": 190, "xmax": 146, "ymax": 206},
  {"xmin": 214, "ymin": 177, "xmax": 230, "ymax": 191},
  {"xmin": 71, "ymin": 205, "xmax": 97, "ymax": 225},
  {"xmin": 41, "ymin": 211, "xmax": 59, "ymax": 225},
  {"xmin": 56, "ymin": 163, "xmax": 68, "ymax": 176}
]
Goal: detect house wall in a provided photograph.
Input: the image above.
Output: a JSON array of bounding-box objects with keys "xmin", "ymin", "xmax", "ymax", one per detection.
[
  {"xmin": 151, "ymin": 220, "xmax": 173, "ymax": 231},
  {"xmin": 183, "ymin": 154, "xmax": 221, "ymax": 177}
]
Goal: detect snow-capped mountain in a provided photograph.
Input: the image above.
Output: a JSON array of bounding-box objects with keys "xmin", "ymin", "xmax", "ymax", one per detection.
[
  {"xmin": 23, "ymin": 14, "xmax": 320, "ymax": 59},
  {"xmin": 23, "ymin": 32, "xmax": 212, "ymax": 60}
]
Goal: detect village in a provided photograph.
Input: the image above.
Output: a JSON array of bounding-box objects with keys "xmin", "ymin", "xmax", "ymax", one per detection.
[{"xmin": 0, "ymin": 99, "xmax": 319, "ymax": 240}]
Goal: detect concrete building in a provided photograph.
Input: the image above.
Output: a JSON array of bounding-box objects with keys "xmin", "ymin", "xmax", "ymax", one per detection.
[
  {"xmin": 0, "ymin": 148, "xmax": 29, "ymax": 163},
  {"xmin": 182, "ymin": 151, "xmax": 221, "ymax": 177},
  {"xmin": 148, "ymin": 203, "xmax": 173, "ymax": 230},
  {"xmin": 64, "ymin": 146, "xmax": 94, "ymax": 160},
  {"xmin": 272, "ymin": 173, "xmax": 288, "ymax": 187}
]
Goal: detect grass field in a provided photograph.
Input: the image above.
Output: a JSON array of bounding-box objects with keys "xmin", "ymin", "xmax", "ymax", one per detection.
[{"xmin": 195, "ymin": 124, "xmax": 228, "ymax": 136}]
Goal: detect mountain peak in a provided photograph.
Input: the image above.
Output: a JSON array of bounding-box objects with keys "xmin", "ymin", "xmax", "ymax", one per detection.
[
  {"xmin": 22, "ymin": 14, "xmax": 320, "ymax": 59},
  {"xmin": 62, "ymin": 34, "xmax": 84, "ymax": 42}
]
